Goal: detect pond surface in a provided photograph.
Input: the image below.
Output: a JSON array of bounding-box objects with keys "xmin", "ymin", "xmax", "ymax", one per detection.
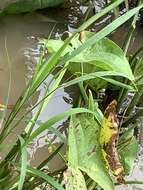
[{"xmin": 0, "ymin": 1, "xmax": 143, "ymax": 189}]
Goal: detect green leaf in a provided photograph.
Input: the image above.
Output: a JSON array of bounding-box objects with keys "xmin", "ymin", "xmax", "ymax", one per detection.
[
  {"xmin": 18, "ymin": 136, "xmax": 27, "ymax": 190},
  {"xmin": 68, "ymin": 115, "xmax": 114, "ymax": 190},
  {"xmin": 31, "ymin": 0, "xmax": 127, "ymax": 96},
  {"xmin": 65, "ymin": 167, "xmax": 87, "ymax": 190},
  {"xmin": 27, "ymin": 166, "xmax": 64, "ymax": 190},
  {"xmin": 70, "ymin": 37, "xmax": 133, "ymax": 80},
  {"xmin": 63, "ymin": 71, "xmax": 135, "ymax": 91},
  {"xmin": 119, "ymin": 137, "xmax": 139, "ymax": 175},
  {"xmin": 78, "ymin": 0, "xmax": 125, "ymax": 31},
  {"xmin": 27, "ymin": 108, "xmax": 102, "ymax": 145},
  {"xmin": 46, "ymin": 32, "xmax": 134, "ymax": 90},
  {"xmin": 134, "ymin": 58, "xmax": 143, "ymax": 85},
  {"xmin": 118, "ymin": 128, "xmax": 139, "ymax": 174},
  {"xmin": 1, "ymin": 0, "xmax": 64, "ymax": 14},
  {"xmin": 45, "ymin": 39, "xmax": 74, "ymax": 56},
  {"xmin": 64, "ymin": 5, "xmax": 143, "ymax": 68},
  {"xmin": 46, "ymin": 34, "xmax": 133, "ymax": 80}
]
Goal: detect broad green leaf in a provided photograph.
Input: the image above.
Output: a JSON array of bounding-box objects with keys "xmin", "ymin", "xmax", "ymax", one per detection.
[
  {"xmin": 45, "ymin": 34, "xmax": 133, "ymax": 81},
  {"xmin": 119, "ymin": 137, "xmax": 139, "ymax": 175},
  {"xmin": 68, "ymin": 115, "xmax": 114, "ymax": 190},
  {"xmin": 64, "ymin": 5, "xmax": 143, "ymax": 67},
  {"xmin": 45, "ymin": 39, "xmax": 74, "ymax": 56},
  {"xmin": 70, "ymin": 38, "xmax": 133, "ymax": 80},
  {"xmin": 18, "ymin": 136, "xmax": 27, "ymax": 190},
  {"xmin": 0, "ymin": 0, "xmax": 64, "ymax": 15},
  {"xmin": 31, "ymin": 0, "xmax": 127, "ymax": 95},
  {"xmin": 45, "ymin": 31, "xmax": 134, "ymax": 90},
  {"xmin": 118, "ymin": 127, "xmax": 139, "ymax": 174},
  {"xmin": 65, "ymin": 167, "xmax": 87, "ymax": 190}
]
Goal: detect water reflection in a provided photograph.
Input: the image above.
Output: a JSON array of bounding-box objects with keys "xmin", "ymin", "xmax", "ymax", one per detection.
[{"xmin": 0, "ymin": 11, "xmax": 67, "ymax": 160}]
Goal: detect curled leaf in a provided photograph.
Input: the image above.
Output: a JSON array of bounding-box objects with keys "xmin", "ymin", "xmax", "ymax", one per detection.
[{"xmin": 100, "ymin": 100, "xmax": 125, "ymax": 184}]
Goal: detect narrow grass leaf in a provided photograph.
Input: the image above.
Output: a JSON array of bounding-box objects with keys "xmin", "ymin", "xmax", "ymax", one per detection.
[
  {"xmin": 63, "ymin": 5, "xmax": 143, "ymax": 76},
  {"xmin": 27, "ymin": 166, "xmax": 65, "ymax": 190},
  {"xmin": 18, "ymin": 136, "xmax": 27, "ymax": 190},
  {"xmin": 27, "ymin": 108, "xmax": 101, "ymax": 144},
  {"xmin": 78, "ymin": 0, "xmax": 125, "ymax": 31},
  {"xmin": 62, "ymin": 71, "xmax": 135, "ymax": 90},
  {"xmin": 29, "ymin": 0, "xmax": 130, "ymax": 94},
  {"xmin": 37, "ymin": 143, "xmax": 64, "ymax": 169}
]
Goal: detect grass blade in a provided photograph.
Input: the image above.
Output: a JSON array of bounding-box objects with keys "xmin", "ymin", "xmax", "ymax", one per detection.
[
  {"xmin": 63, "ymin": 5, "xmax": 143, "ymax": 69},
  {"xmin": 26, "ymin": 108, "xmax": 101, "ymax": 144},
  {"xmin": 18, "ymin": 136, "xmax": 27, "ymax": 190},
  {"xmin": 78, "ymin": 0, "xmax": 124, "ymax": 31},
  {"xmin": 62, "ymin": 71, "xmax": 135, "ymax": 90},
  {"xmin": 27, "ymin": 166, "xmax": 65, "ymax": 190}
]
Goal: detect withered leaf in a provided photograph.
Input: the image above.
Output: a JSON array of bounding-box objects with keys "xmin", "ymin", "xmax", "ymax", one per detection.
[{"xmin": 100, "ymin": 100, "xmax": 125, "ymax": 184}]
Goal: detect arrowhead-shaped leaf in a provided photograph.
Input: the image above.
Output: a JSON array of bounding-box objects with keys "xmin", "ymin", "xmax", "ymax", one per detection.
[{"xmin": 68, "ymin": 115, "xmax": 114, "ymax": 190}]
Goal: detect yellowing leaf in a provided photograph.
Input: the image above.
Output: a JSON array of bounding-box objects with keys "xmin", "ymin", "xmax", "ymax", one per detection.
[
  {"xmin": 68, "ymin": 115, "xmax": 114, "ymax": 190},
  {"xmin": 100, "ymin": 100, "xmax": 125, "ymax": 184}
]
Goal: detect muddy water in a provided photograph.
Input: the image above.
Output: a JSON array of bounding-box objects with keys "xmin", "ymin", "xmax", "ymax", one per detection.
[
  {"xmin": 0, "ymin": 2, "xmax": 142, "ymax": 190},
  {"xmin": 0, "ymin": 12, "xmax": 71, "ymax": 162}
]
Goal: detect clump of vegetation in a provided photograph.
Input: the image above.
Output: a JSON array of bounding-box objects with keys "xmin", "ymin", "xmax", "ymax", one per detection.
[{"xmin": 0, "ymin": 0, "xmax": 143, "ymax": 190}]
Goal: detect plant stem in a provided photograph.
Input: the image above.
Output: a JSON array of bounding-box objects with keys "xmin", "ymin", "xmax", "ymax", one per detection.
[{"xmin": 78, "ymin": 83, "xmax": 88, "ymax": 105}]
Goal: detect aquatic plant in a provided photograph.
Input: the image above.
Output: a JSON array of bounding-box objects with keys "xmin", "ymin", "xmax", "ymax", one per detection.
[{"xmin": 0, "ymin": 0, "xmax": 143, "ymax": 190}]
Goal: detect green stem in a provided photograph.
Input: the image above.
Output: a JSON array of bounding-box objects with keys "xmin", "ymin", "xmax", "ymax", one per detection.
[
  {"xmin": 78, "ymin": 82, "xmax": 88, "ymax": 105},
  {"xmin": 78, "ymin": 62, "xmax": 88, "ymax": 105}
]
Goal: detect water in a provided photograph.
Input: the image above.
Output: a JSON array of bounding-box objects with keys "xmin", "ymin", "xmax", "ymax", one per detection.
[
  {"xmin": 0, "ymin": 11, "xmax": 70, "ymax": 158},
  {"xmin": 0, "ymin": 1, "xmax": 142, "ymax": 189}
]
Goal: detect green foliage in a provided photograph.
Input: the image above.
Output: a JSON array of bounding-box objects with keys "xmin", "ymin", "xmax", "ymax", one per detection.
[
  {"xmin": 118, "ymin": 127, "xmax": 139, "ymax": 174},
  {"xmin": 67, "ymin": 114, "xmax": 114, "ymax": 190},
  {"xmin": 0, "ymin": 0, "xmax": 64, "ymax": 15},
  {"xmin": 27, "ymin": 166, "xmax": 65, "ymax": 190},
  {"xmin": 27, "ymin": 107, "xmax": 101, "ymax": 145},
  {"xmin": 0, "ymin": 0, "xmax": 142, "ymax": 189},
  {"xmin": 18, "ymin": 137, "xmax": 27, "ymax": 190},
  {"xmin": 134, "ymin": 58, "xmax": 143, "ymax": 86},
  {"xmin": 119, "ymin": 137, "xmax": 139, "ymax": 174},
  {"xmin": 66, "ymin": 168, "xmax": 87, "ymax": 190},
  {"xmin": 46, "ymin": 32, "xmax": 133, "ymax": 79},
  {"xmin": 45, "ymin": 31, "xmax": 134, "ymax": 90}
]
